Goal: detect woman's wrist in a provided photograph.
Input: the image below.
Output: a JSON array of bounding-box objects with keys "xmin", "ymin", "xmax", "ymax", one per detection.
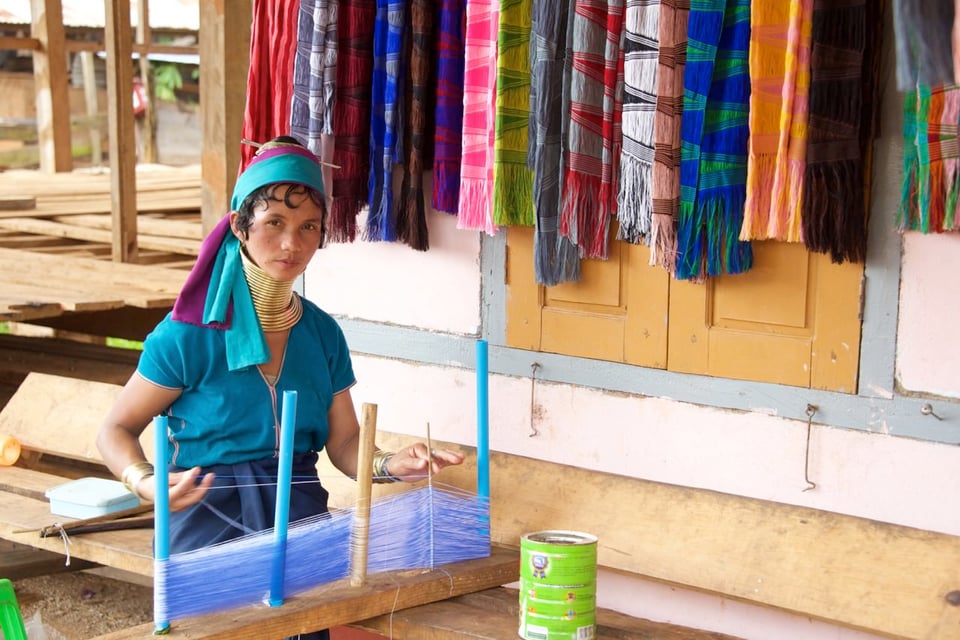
[
  {"xmin": 371, "ymin": 450, "xmax": 399, "ymax": 484},
  {"xmin": 120, "ymin": 460, "xmax": 155, "ymax": 500}
]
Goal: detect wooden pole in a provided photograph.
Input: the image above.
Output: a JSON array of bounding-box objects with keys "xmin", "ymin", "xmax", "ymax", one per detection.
[
  {"xmin": 350, "ymin": 403, "xmax": 377, "ymax": 587},
  {"xmin": 30, "ymin": 0, "xmax": 72, "ymax": 173},
  {"xmin": 135, "ymin": 0, "xmax": 157, "ymax": 164},
  {"xmin": 79, "ymin": 52, "xmax": 102, "ymax": 167}
]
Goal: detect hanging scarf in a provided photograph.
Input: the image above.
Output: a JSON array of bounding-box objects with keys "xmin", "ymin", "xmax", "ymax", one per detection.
[
  {"xmin": 457, "ymin": 0, "xmax": 499, "ymax": 234},
  {"xmin": 559, "ymin": 0, "xmax": 626, "ymax": 259},
  {"xmin": 649, "ymin": 0, "xmax": 688, "ymax": 270},
  {"xmin": 803, "ymin": 0, "xmax": 876, "ymax": 261},
  {"xmin": 893, "ymin": 0, "xmax": 955, "ymax": 91},
  {"xmin": 290, "ymin": 0, "xmax": 338, "ymax": 154},
  {"xmin": 741, "ymin": 0, "xmax": 812, "ymax": 243},
  {"xmin": 395, "ymin": 0, "xmax": 435, "ymax": 250},
  {"xmin": 329, "ymin": 0, "xmax": 376, "ymax": 243},
  {"xmin": 941, "ymin": 89, "xmax": 960, "ymax": 230},
  {"xmin": 529, "ymin": 0, "xmax": 581, "ymax": 285},
  {"xmin": 366, "ymin": 0, "xmax": 406, "ymax": 242},
  {"xmin": 617, "ymin": 0, "xmax": 660, "ymax": 245},
  {"xmin": 492, "ymin": 0, "xmax": 535, "ymax": 227},
  {"xmin": 675, "ymin": 0, "xmax": 753, "ymax": 280},
  {"xmin": 240, "ymin": 0, "xmax": 300, "ymax": 172},
  {"xmin": 432, "ymin": 0, "xmax": 467, "ymax": 214}
]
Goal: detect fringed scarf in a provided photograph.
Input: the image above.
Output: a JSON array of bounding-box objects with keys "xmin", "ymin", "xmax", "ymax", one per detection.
[
  {"xmin": 329, "ymin": 0, "xmax": 376, "ymax": 242},
  {"xmin": 290, "ymin": 0, "xmax": 338, "ymax": 153},
  {"xmin": 529, "ymin": 0, "xmax": 581, "ymax": 285},
  {"xmin": 492, "ymin": 0, "xmax": 535, "ymax": 227},
  {"xmin": 366, "ymin": 0, "xmax": 406, "ymax": 242},
  {"xmin": 803, "ymin": 0, "xmax": 873, "ymax": 261},
  {"xmin": 432, "ymin": 0, "xmax": 467, "ymax": 214},
  {"xmin": 741, "ymin": 0, "xmax": 812, "ymax": 243},
  {"xmin": 649, "ymin": 0, "xmax": 688, "ymax": 270},
  {"xmin": 675, "ymin": 0, "xmax": 753, "ymax": 280},
  {"xmin": 560, "ymin": 0, "xmax": 626, "ymax": 259},
  {"xmin": 893, "ymin": 0, "xmax": 955, "ymax": 91},
  {"xmin": 617, "ymin": 0, "xmax": 660, "ymax": 245},
  {"xmin": 457, "ymin": 0, "xmax": 499, "ymax": 234},
  {"xmin": 240, "ymin": 0, "xmax": 301, "ymax": 171},
  {"xmin": 395, "ymin": 0, "xmax": 435, "ymax": 251}
]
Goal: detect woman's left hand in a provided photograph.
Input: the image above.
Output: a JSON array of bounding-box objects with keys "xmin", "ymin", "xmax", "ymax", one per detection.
[{"xmin": 386, "ymin": 443, "xmax": 464, "ymax": 482}]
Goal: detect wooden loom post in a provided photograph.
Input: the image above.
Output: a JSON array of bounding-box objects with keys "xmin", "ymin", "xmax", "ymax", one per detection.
[{"xmin": 350, "ymin": 403, "xmax": 377, "ymax": 587}]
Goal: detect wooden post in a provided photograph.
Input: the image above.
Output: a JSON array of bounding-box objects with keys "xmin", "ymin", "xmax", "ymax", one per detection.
[
  {"xmin": 350, "ymin": 403, "xmax": 378, "ymax": 587},
  {"xmin": 79, "ymin": 51, "xmax": 102, "ymax": 167},
  {"xmin": 135, "ymin": 0, "xmax": 157, "ymax": 164},
  {"xmin": 105, "ymin": 0, "xmax": 139, "ymax": 262},
  {"xmin": 199, "ymin": 0, "xmax": 251, "ymax": 234},
  {"xmin": 30, "ymin": 0, "xmax": 72, "ymax": 173}
]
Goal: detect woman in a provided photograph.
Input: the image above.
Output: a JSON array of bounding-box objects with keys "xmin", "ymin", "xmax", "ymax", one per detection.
[{"xmin": 96, "ymin": 137, "xmax": 463, "ymax": 638}]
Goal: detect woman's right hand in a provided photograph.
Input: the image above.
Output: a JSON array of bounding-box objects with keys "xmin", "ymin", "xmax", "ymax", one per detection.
[{"xmin": 137, "ymin": 467, "xmax": 216, "ymax": 512}]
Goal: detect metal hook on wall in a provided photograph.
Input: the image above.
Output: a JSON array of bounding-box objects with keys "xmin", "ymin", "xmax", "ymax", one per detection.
[
  {"xmin": 803, "ymin": 404, "xmax": 818, "ymax": 492},
  {"xmin": 529, "ymin": 362, "xmax": 541, "ymax": 437}
]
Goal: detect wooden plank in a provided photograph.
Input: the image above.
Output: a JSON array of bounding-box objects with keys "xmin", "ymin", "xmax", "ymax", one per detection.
[
  {"xmin": 0, "ymin": 247, "xmax": 188, "ymax": 290},
  {"xmin": 321, "ymin": 436, "xmax": 960, "ymax": 640},
  {"xmin": 91, "ymin": 546, "xmax": 519, "ymax": 640},
  {"xmin": 0, "ymin": 540, "xmax": 97, "ymax": 580},
  {"xmin": 0, "ymin": 196, "xmax": 36, "ymax": 211},
  {"xmin": 0, "ymin": 281, "xmax": 124, "ymax": 312},
  {"xmin": 30, "ymin": 0, "xmax": 73, "ymax": 173},
  {"xmin": 0, "ymin": 333, "xmax": 140, "ymax": 386},
  {"xmin": 4, "ymin": 270, "xmax": 178, "ymax": 310},
  {"xmin": 0, "ymin": 219, "xmax": 200, "ymax": 255},
  {"xmin": 51, "ymin": 214, "xmax": 203, "ymax": 240}
]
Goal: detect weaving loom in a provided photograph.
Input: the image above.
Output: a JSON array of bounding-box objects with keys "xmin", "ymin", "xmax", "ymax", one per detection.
[{"xmin": 150, "ymin": 342, "xmax": 493, "ymax": 632}]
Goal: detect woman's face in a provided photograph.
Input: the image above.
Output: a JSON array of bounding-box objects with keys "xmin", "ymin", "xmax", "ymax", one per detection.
[{"xmin": 229, "ymin": 185, "xmax": 324, "ymax": 281}]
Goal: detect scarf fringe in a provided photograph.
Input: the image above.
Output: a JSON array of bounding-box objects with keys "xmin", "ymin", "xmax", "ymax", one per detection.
[
  {"xmin": 617, "ymin": 153, "xmax": 653, "ymax": 243},
  {"xmin": 648, "ymin": 211, "xmax": 677, "ymax": 270},
  {"xmin": 493, "ymin": 163, "xmax": 535, "ymax": 226},
  {"xmin": 327, "ymin": 196, "xmax": 364, "ymax": 243},
  {"xmin": 457, "ymin": 178, "xmax": 498, "ymax": 235},
  {"xmin": 676, "ymin": 189, "xmax": 753, "ymax": 280},
  {"xmin": 535, "ymin": 233, "xmax": 583, "ymax": 286},
  {"xmin": 561, "ymin": 173, "xmax": 611, "ymax": 259},
  {"xmin": 769, "ymin": 159, "xmax": 805, "ymax": 242},
  {"xmin": 395, "ymin": 189, "xmax": 430, "ymax": 251},
  {"xmin": 803, "ymin": 159, "xmax": 866, "ymax": 263},
  {"xmin": 432, "ymin": 160, "xmax": 461, "ymax": 214},
  {"xmin": 741, "ymin": 153, "xmax": 777, "ymax": 240}
]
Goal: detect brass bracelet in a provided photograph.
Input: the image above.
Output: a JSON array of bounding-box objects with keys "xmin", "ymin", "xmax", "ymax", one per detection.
[
  {"xmin": 371, "ymin": 450, "xmax": 399, "ymax": 484},
  {"xmin": 120, "ymin": 461, "xmax": 155, "ymax": 500}
]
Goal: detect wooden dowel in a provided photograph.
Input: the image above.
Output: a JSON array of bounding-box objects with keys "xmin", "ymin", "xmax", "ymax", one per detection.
[{"xmin": 350, "ymin": 403, "xmax": 377, "ymax": 587}]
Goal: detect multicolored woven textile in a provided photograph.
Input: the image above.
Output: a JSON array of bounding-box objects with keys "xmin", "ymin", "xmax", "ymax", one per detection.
[
  {"xmin": 617, "ymin": 0, "xmax": 660, "ymax": 245},
  {"xmin": 457, "ymin": 0, "xmax": 499, "ymax": 234},
  {"xmin": 329, "ymin": 0, "xmax": 376, "ymax": 242},
  {"xmin": 560, "ymin": 0, "xmax": 625, "ymax": 260},
  {"xmin": 432, "ymin": 0, "xmax": 467, "ymax": 214},
  {"xmin": 649, "ymin": 0, "xmax": 688, "ymax": 270},
  {"xmin": 741, "ymin": 0, "xmax": 812, "ymax": 243},
  {"xmin": 290, "ymin": 0, "xmax": 338, "ymax": 148},
  {"xmin": 239, "ymin": 0, "xmax": 300, "ymax": 172},
  {"xmin": 366, "ymin": 0, "xmax": 406, "ymax": 241},
  {"xmin": 675, "ymin": 0, "xmax": 753, "ymax": 280},
  {"xmin": 893, "ymin": 0, "xmax": 955, "ymax": 91}
]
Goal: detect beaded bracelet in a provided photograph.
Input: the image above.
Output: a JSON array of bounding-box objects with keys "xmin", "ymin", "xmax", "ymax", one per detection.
[{"xmin": 120, "ymin": 461, "xmax": 155, "ymax": 500}]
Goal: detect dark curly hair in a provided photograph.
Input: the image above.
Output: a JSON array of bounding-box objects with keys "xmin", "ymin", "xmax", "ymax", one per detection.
[{"xmin": 235, "ymin": 182, "xmax": 327, "ymax": 248}]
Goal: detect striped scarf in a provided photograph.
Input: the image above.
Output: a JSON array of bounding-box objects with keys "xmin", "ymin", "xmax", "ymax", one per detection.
[
  {"xmin": 530, "ymin": 0, "xmax": 581, "ymax": 284},
  {"xmin": 675, "ymin": 0, "xmax": 752, "ymax": 280},
  {"xmin": 290, "ymin": 0, "xmax": 338, "ymax": 148},
  {"xmin": 560, "ymin": 0, "xmax": 626, "ymax": 260},
  {"xmin": 741, "ymin": 0, "xmax": 812, "ymax": 243},
  {"xmin": 803, "ymin": 0, "xmax": 877, "ymax": 261},
  {"xmin": 366, "ymin": 0, "xmax": 406, "ymax": 242},
  {"xmin": 329, "ymin": 0, "xmax": 376, "ymax": 242},
  {"xmin": 649, "ymin": 0, "xmax": 688, "ymax": 270},
  {"xmin": 457, "ymin": 0, "xmax": 499, "ymax": 234},
  {"xmin": 617, "ymin": 0, "xmax": 660, "ymax": 245},
  {"xmin": 432, "ymin": 0, "xmax": 467, "ymax": 214},
  {"xmin": 395, "ymin": 0, "xmax": 435, "ymax": 251},
  {"xmin": 239, "ymin": 0, "xmax": 300, "ymax": 171},
  {"xmin": 893, "ymin": 0, "xmax": 955, "ymax": 91},
  {"xmin": 493, "ymin": 0, "xmax": 535, "ymax": 227}
]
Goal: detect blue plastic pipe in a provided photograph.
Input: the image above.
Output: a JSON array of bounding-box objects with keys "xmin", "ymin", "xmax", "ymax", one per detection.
[
  {"xmin": 153, "ymin": 415, "xmax": 170, "ymax": 633},
  {"xmin": 476, "ymin": 340, "xmax": 489, "ymax": 501},
  {"xmin": 269, "ymin": 390, "xmax": 297, "ymax": 607}
]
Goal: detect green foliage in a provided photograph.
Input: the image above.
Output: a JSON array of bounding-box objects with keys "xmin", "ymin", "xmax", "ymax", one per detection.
[
  {"xmin": 152, "ymin": 64, "xmax": 184, "ymax": 102},
  {"xmin": 105, "ymin": 337, "xmax": 144, "ymax": 351}
]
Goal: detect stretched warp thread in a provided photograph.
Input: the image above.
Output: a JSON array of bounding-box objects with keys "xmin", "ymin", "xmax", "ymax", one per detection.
[
  {"xmin": 240, "ymin": 0, "xmax": 300, "ymax": 172},
  {"xmin": 649, "ymin": 0, "xmax": 688, "ymax": 270},
  {"xmin": 803, "ymin": 0, "xmax": 872, "ymax": 261},
  {"xmin": 893, "ymin": 0, "xmax": 955, "ymax": 92},
  {"xmin": 741, "ymin": 0, "xmax": 812, "ymax": 243},
  {"xmin": 493, "ymin": 0, "xmax": 536, "ymax": 227},
  {"xmin": 529, "ymin": 0, "xmax": 581, "ymax": 284},
  {"xmin": 290, "ymin": 0, "xmax": 338, "ymax": 153},
  {"xmin": 560, "ymin": 0, "xmax": 626, "ymax": 259},
  {"xmin": 617, "ymin": 0, "xmax": 661, "ymax": 245},
  {"xmin": 395, "ymin": 0, "xmax": 435, "ymax": 251},
  {"xmin": 675, "ymin": 0, "xmax": 753, "ymax": 280},
  {"xmin": 432, "ymin": 0, "xmax": 467, "ymax": 214},
  {"xmin": 366, "ymin": 0, "xmax": 406, "ymax": 242},
  {"xmin": 457, "ymin": 0, "xmax": 500, "ymax": 234},
  {"xmin": 328, "ymin": 0, "xmax": 376, "ymax": 243}
]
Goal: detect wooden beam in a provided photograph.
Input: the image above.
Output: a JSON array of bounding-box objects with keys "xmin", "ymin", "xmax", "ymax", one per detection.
[
  {"xmin": 80, "ymin": 51, "xmax": 103, "ymax": 166},
  {"xmin": 0, "ymin": 36, "xmax": 41, "ymax": 51},
  {"xmin": 90, "ymin": 546, "xmax": 519, "ymax": 640},
  {"xmin": 135, "ymin": 0, "xmax": 157, "ymax": 164},
  {"xmin": 199, "ymin": 0, "xmax": 251, "ymax": 233},
  {"xmin": 104, "ymin": 0, "xmax": 139, "ymax": 262},
  {"xmin": 30, "ymin": 0, "xmax": 72, "ymax": 173}
]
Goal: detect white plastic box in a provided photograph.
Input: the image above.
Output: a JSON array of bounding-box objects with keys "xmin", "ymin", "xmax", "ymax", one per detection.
[{"xmin": 45, "ymin": 477, "xmax": 140, "ymax": 519}]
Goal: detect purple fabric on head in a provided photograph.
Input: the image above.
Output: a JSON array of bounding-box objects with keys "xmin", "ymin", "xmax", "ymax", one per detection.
[{"xmin": 171, "ymin": 216, "xmax": 233, "ymax": 328}]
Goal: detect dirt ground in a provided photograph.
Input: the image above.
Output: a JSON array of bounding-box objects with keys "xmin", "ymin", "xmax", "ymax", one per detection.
[{"xmin": 11, "ymin": 570, "xmax": 153, "ymax": 640}]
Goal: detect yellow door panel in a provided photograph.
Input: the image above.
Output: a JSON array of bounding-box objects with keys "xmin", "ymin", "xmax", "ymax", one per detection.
[
  {"xmin": 623, "ymin": 242, "xmax": 670, "ymax": 368},
  {"xmin": 708, "ymin": 331, "xmax": 812, "ymax": 387},
  {"xmin": 542, "ymin": 308, "xmax": 625, "ymax": 361}
]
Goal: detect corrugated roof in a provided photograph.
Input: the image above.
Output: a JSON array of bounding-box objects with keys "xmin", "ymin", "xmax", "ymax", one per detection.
[{"xmin": 1, "ymin": 0, "xmax": 198, "ymax": 31}]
